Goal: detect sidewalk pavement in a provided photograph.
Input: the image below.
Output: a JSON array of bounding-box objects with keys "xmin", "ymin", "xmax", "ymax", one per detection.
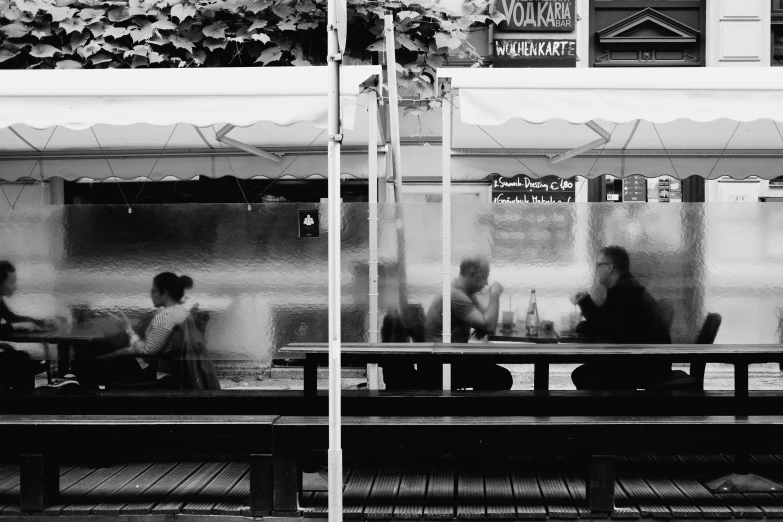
[{"xmin": 215, "ymin": 362, "xmax": 783, "ymax": 391}]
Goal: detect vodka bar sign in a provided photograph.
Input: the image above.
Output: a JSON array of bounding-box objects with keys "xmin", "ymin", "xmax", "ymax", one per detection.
[
  {"xmin": 494, "ymin": 38, "xmax": 576, "ymax": 67},
  {"xmin": 494, "ymin": 0, "xmax": 575, "ymax": 32}
]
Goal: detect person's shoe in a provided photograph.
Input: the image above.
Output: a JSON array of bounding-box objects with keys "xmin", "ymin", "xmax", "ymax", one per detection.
[{"xmin": 40, "ymin": 377, "xmax": 80, "ymax": 389}]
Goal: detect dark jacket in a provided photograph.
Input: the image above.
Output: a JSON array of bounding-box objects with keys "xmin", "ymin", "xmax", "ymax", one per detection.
[
  {"xmin": 577, "ymin": 274, "xmax": 671, "ymax": 345},
  {"xmin": 162, "ymin": 315, "xmax": 221, "ymax": 390}
]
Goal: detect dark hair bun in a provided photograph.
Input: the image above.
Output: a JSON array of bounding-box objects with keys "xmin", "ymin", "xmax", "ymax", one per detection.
[{"xmin": 179, "ymin": 275, "xmax": 194, "ymax": 290}]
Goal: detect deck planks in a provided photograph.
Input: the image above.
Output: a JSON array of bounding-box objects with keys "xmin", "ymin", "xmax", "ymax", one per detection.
[{"xmin": 0, "ymin": 454, "xmax": 783, "ymax": 519}]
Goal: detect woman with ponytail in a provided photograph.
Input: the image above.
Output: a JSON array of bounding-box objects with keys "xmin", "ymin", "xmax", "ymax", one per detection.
[{"xmin": 53, "ymin": 272, "xmax": 195, "ymax": 389}]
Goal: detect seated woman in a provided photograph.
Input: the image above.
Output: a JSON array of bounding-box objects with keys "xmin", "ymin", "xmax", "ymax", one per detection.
[
  {"xmin": 63, "ymin": 272, "xmax": 194, "ymax": 390},
  {"xmin": 0, "ymin": 260, "xmax": 60, "ymax": 390}
]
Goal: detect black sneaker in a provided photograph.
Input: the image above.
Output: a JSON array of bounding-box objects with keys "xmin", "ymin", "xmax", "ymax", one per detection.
[{"xmin": 40, "ymin": 377, "xmax": 80, "ymax": 389}]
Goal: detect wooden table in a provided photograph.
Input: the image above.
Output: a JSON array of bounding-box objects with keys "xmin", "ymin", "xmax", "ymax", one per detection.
[
  {"xmin": 488, "ymin": 327, "xmax": 562, "ymax": 389},
  {"xmin": 0, "ymin": 323, "xmax": 125, "ymax": 377},
  {"xmin": 279, "ymin": 342, "xmax": 783, "ymax": 399}
]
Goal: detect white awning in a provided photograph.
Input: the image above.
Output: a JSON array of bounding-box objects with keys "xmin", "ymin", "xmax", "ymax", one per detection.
[
  {"xmin": 438, "ymin": 67, "xmax": 783, "ymax": 125},
  {"xmin": 0, "ymin": 67, "xmax": 382, "ymax": 182},
  {"xmin": 0, "ymin": 66, "xmax": 380, "ymax": 130}
]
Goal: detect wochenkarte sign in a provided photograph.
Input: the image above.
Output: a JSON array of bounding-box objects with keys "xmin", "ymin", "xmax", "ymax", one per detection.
[
  {"xmin": 493, "ymin": 38, "xmax": 576, "ymax": 67},
  {"xmin": 491, "ymin": 174, "xmax": 576, "ymax": 203},
  {"xmin": 494, "ymin": 0, "xmax": 575, "ymax": 32}
]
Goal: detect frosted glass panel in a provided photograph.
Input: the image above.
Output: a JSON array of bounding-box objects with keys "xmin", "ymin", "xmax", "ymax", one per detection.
[
  {"xmin": 0, "ymin": 203, "xmax": 370, "ymax": 361},
  {"xmin": 1, "ymin": 201, "xmax": 781, "ymax": 367},
  {"xmin": 437, "ymin": 203, "xmax": 783, "ymax": 345}
]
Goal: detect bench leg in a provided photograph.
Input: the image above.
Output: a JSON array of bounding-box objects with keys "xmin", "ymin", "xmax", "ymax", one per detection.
[
  {"xmin": 273, "ymin": 455, "xmax": 299, "ymax": 515},
  {"xmin": 587, "ymin": 455, "xmax": 615, "ymax": 513},
  {"xmin": 249, "ymin": 454, "xmax": 273, "ymax": 516},
  {"xmin": 20, "ymin": 454, "xmax": 58, "ymax": 512}
]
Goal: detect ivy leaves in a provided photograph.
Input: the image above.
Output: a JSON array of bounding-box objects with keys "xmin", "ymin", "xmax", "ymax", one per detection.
[{"xmin": 0, "ymin": 0, "xmax": 487, "ymax": 108}]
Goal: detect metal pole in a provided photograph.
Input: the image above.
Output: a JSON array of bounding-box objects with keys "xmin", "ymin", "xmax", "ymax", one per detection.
[
  {"xmin": 384, "ymin": 13, "xmax": 404, "ymax": 203},
  {"xmin": 367, "ymin": 89, "xmax": 380, "ymax": 388},
  {"xmin": 327, "ymin": 0, "xmax": 343, "ymax": 518},
  {"xmin": 442, "ymin": 89, "xmax": 452, "ymax": 390}
]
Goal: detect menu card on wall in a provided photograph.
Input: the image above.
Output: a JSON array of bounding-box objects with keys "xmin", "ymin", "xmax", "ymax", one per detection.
[
  {"xmin": 493, "ymin": 38, "xmax": 576, "ymax": 67},
  {"xmin": 658, "ymin": 179, "xmax": 671, "ymax": 202},
  {"xmin": 491, "ymin": 174, "xmax": 576, "ymax": 203},
  {"xmin": 623, "ymin": 175, "xmax": 647, "ymax": 202}
]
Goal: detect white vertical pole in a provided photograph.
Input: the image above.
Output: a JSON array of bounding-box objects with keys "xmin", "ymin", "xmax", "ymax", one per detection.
[
  {"xmin": 442, "ymin": 90, "xmax": 452, "ymax": 390},
  {"xmin": 327, "ymin": 0, "xmax": 343, "ymax": 518},
  {"xmin": 384, "ymin": 13, "xmax": 404, "ymax": 203},
  {"xmin": 367, "ymin": 88, "xmax": 380, "ymax": 389}
]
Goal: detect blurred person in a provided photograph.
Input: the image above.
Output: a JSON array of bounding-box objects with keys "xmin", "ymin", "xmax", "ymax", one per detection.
[
  {"xmin": 421, "ymin": 255, "xmax": 513, "ymax": 390},
  {"xmin": 0, "ymin": 261, "xmax": 60, "ymax": 390},
  {"xmin": 570, "ymin": 246, "xmax": 672, "ymax": 390},
  {"xmin": 50, "ymin": 272, "xmax": 195, "ymax": 389}
]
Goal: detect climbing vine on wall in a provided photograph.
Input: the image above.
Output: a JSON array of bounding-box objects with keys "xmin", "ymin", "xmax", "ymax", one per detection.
[{"xmin": 0, "ymin": 0, "xmax": 502, "ymax": 109}]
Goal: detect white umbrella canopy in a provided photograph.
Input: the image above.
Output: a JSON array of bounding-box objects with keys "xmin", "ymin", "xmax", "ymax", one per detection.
[
  {"xmin": 440, "ymin": 67, "xmax": 783, "ymax": 180},
  {"xmin": 0, "ymin": 66, "xmax": 383, "ymax": 182}
]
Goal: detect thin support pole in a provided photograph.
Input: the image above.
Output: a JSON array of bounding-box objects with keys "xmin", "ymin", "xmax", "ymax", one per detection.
[
  {"xmin": 442, "ymin": 91, "xmax": 452, "ymax": 390},
  {"xmin": 384, "ymin": 13, "xmax": 404, "ymax": 203},
  {"xmin": 327, "ymin": 0, "xmax": 343, "ymax": 519},
  {"xmin": 368, "ymin": 88, "xmax": 380, "ymax": 389}
]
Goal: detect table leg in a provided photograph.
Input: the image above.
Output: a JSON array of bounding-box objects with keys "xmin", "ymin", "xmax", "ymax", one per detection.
[
  {"xmin": 534, "ymin": 363, "xmax": 549, "ymax": 391},
  {"xmin": 734, "ymin": 362, "xmax": 749, "ymax": 400},
  {"xmin": 442, "ymin": 363, "xmax": 451, "ymax": 391},
  {"xmin": 304, "ymin": 358, "xmax": 317, "ymax": 399},
  {"xmin": 367, "ymin": 363, "xmax": 379, "ymax": 390},
  {"xmin": 56, "ymin": 343, "xmax": 70, "ymax": 378}
]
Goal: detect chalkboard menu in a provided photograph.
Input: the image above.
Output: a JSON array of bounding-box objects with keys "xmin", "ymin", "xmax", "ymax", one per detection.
[
  {"xmin": 493, "ymin": 38, "xmax": 576, "ymax": 67},
  {"xmin": 491, "ymin": 174, "xmax": 576, "ymax": 203},
  {"xmin": 494, "ymin": 0, "xmax": 575, "ymax": 32},
  {"xmin": 623, "ymin": 175, "xmax": 647, "ymax": 203}
]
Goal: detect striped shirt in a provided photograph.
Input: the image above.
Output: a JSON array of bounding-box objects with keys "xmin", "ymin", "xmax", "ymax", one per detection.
[{"xmin": 133, "ymin": 305, "xmax": 190, "ymax": 373}]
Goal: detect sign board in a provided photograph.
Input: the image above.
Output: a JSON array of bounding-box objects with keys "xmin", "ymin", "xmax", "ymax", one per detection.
[
  {"xmin": 623, "ymin": 175, "xmax": 647, "ymax": 202},
  {"xmin": 606, "ymin": 193, "xmax": 620, "ymax": 202},
  {"xmin": 491, "ymin": 174, "xmax": 576, "ymax": 203},
  {"xmin": 494, "ymin": 0, "xmax": 575, "ymax": 32},
  {"xmin": 658, "ymin": 179, "xmax": 671, "ymax": 203},
  {"xmin": 493, "ymin": 38, "xmax": 576, "ymax": 67},
  {"xmin": 298, "ymin": 209, "xmax": 320, "ymax": 238}
]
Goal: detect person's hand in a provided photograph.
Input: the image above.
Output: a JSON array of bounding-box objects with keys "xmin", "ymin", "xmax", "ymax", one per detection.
[
  {"xmin": 488, "ymin": 282, "xmax": 504, "ymax": 299},
  {"xmin": 570, "ymin": 291, "xmax": 589, "ymax": 305},
  {"xmin": 109, "ymin": 312, "xmax": 134, "ymax": 336},
  {"xmin": 12, "ymin": 321, "xmax": 41, "ymax": 332}
]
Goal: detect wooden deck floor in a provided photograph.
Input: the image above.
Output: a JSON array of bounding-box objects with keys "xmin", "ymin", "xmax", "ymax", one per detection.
[{"xmin": 2, "ymin": 455, "xmax": 783, "ymax": 520}]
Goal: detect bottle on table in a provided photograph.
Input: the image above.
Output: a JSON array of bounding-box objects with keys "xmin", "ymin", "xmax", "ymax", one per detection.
[{"xmin": 525, "ymin": 289, "xmax": 539, "ymax": 336}]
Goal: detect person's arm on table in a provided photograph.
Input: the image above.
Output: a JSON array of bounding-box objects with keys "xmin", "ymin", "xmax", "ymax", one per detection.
[{"xmin": 461, "ymin": 282, "xmax": 504, "ymax": 334}]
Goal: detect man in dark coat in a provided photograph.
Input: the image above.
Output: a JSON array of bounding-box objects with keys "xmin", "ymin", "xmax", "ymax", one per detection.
[{"xmin": 570, "ymin": 246, "xmax": 672, "ymax": 390}]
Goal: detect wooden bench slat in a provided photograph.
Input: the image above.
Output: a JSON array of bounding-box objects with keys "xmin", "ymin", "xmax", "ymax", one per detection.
[
  {"xmin": 150, "ymin": 461, "xmax": 226, "ymax": 514},
  {"xmin": 615, "ymin": 458, "xmax": 671, "ymax": 518},
  {"xmin": 484, "ymin": 468, "xmax": 516, "ymax": 519},
  {"xmin": 562, "ymin": 467, "xmax": 607, "ymax": 519},
  {"xmin": 393, "ymin": 468, "xmax": 427, "ymax": 520},
  {"xmin": 59, "ymin": 462, "xmax": 151, "ymax": 516},
  {"xmin": 181, "ymin": 461, "xmax": 247, "ymax": 515},
  {"xmin": 302, "ymin": 490, "xmax": 328, "ymax": 518},
  {"xmin": 510, "ymin": 466, "xmax": 547, "ymax": 519},
  {"xmin": 612, "ymin": 482, "xmax": 641, "ymax": 519},
  {"xmin": 424, "ymin": 466, "xmax": 454, "ymax": 520},
  {"xmin": 91, "ymin": 461, "xmax": 178, "ymax": 515},
  {"xmin": 213, "ymin": 469, "xmax": 251, "ymax": 516},
  {"xmin": 632, "ymin": 461, "xmax": 701, "ymax": 518},
  {"xmin": 538, "ymin": 464, "xmax": 579, "ymax": 519},
  {"xmin": 343, "ymin": 467, "xmax": 375, "ymax": 518},
  {"xmin": 120, "ymin": 461, "xmax": 202, "ymax": 515},
  {"xmin": 44, "ymin": 463, "xmax": 130, "ymax": 515},
  {"xmin": 0, "ymin": 464, "xmax": 18, "ymax": 482},
  {"xmin": 365, "ymin": 467, "xmax": 402, "ymax": 518},
  {"xmin": 457, "ymin": 468, "xmax": 485, "ymax": 519}
]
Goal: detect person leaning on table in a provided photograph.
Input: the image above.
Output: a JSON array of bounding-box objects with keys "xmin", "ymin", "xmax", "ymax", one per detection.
[
  {"xmin": 421, "ymin": 255, "xmax": 513, "ymax": 391},
  {"xmin": 570, "ymin": 246, "xmax": 672, "ymax": 391},
  {"xmin": 0, "ymin": 260, "xmax": 60, "ymax": 390}
]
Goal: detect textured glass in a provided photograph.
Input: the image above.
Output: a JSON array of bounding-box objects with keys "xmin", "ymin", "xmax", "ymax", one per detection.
[
  {"xmin": 1, "ymin": 202, "xmax": 781, "ymax": 367},
  {"xmin": 0, "ymin": 203, "xmax": 370, "ymax": 361},
  {"xmin": 443, "ymin": 203, "xmax": 783, "ymax": 345}
]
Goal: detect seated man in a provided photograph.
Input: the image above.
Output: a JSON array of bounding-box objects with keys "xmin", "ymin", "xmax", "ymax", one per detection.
[
  {"xmin": 422, "ymin": 255, "xmax": 513, "ymax": 390},
  {"xmin": 570, "ymin": 246, "xmax": 672, "ymax": 390}
]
